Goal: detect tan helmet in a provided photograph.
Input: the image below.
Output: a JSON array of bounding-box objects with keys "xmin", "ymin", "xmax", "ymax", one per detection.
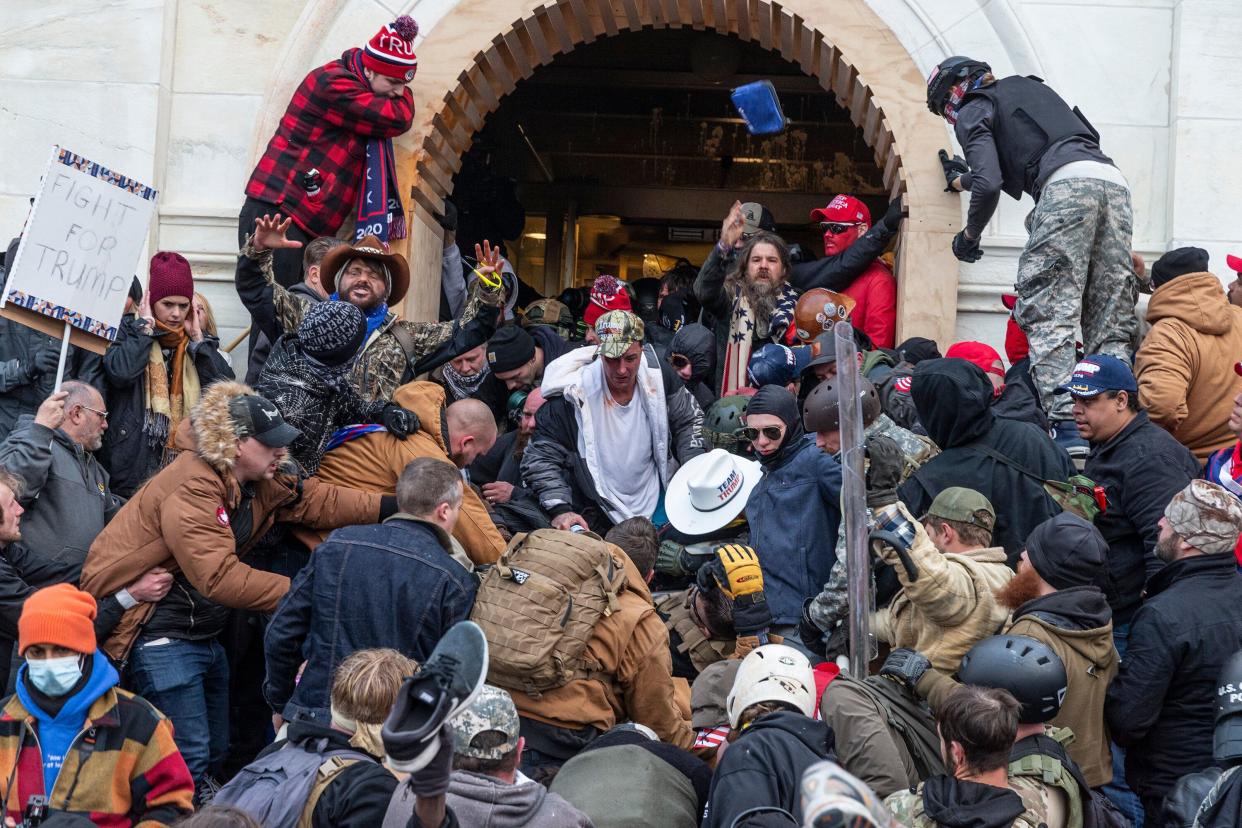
[{"xmin": 793, "ymin": 288, "xmax": 857, "ymax": 343}]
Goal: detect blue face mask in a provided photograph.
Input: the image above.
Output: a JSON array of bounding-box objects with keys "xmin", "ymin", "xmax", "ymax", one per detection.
[{"xmin": 26, "ymin": 655, "xmax": 83, "ymax": 697}]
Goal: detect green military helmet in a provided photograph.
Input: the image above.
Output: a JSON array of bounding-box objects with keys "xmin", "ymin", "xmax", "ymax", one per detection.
[{"xmin": 702, "ymin": 394, "xmax": 753, "ymax": 455}]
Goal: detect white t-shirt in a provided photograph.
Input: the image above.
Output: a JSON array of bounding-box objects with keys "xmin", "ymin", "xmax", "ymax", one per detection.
[{"xmin": 593, "ymin": 390, "xmax": 660, "ymax": 520}]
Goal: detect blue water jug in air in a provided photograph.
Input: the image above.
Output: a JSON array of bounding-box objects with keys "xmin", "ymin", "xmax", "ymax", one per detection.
[{"xmin": 731, "ymin": 80, "xmax": 788, "ymax": 135}]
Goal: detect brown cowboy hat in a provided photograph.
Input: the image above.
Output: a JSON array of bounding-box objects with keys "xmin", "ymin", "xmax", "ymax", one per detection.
[{"xmin": 320, "ymin": 235, "xmax": 411, "ymax": 305}]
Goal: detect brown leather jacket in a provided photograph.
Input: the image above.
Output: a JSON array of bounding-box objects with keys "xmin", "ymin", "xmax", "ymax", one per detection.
[
  {"xmin": 512, "ymin": 554, "xmax": 696, "ymax": 751},
  {"xmin": 80, "ymin": 385, "xmax": 382, "ymax": 661}
]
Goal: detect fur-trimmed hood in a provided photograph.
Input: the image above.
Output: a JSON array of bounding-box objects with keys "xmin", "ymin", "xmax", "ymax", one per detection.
[{"xmin": 181, "ymin": 380, "xmax": 255, "ymax": 473}]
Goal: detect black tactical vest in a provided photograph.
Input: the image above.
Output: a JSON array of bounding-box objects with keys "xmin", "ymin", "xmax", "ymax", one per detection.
[{"xmin": 963, "ymin": 76, "xmax": 1099, "ymax": 200}]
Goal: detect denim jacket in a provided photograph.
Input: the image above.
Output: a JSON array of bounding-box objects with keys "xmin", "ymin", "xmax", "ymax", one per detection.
[{"xmin": 263, "ymin": 515, "xmax": 477, "ymax": 723}]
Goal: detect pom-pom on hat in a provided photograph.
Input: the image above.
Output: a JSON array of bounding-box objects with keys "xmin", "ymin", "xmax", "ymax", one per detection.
[
  {"xmin": 363, "ymin": 16, "xmax": 420, "ymax": 81},
  {"xmin": 584, "ymin": 275, "xmax": 632, "ymax": 327}
]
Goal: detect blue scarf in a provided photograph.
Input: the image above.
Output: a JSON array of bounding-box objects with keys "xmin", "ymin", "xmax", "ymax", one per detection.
[
  {"xmin": 331, "ymin": 293, "xmax": 389, "ymax": 341},
  {"xmin": 349, "ymin": 51, "xmax": 406, "ymax": 244}
]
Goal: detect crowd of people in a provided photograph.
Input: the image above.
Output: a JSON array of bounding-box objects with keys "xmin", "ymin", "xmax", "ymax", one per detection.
[{"xmin": 1, "ymin": 16, "xmax": 1242, "ymax": 828}]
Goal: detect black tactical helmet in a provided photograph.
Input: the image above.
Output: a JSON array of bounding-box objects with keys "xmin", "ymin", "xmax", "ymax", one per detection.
[
  {"xmin": 632, "ymin": 277, "xmax": 662, "ymax": 323},
  {"xmin": 926, "ymin": 56, "xmax": 992, "ymax": 115},
  {"xmin": 802, "ymin": 377, "xmax": 881, "ymax": 434},
  {"xmin": 958, "ymin": 635, "xmax": 1067, "ymax": 724},
  {"xmin": 702, "ymin": 395, "xmax": 752, "ymax": 455},
  {"xmin": 1214, "ymin": 649, "xmax": 1242, "ymax": 762}
]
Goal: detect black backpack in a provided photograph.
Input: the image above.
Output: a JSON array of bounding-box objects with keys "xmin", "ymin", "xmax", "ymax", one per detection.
[{"xmin": 1009, "ymin": 732, "xmax": 1131, "ymax": 828}]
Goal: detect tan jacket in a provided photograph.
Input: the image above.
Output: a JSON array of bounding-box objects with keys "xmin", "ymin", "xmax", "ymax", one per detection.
[
  {"xmin": 314, "ymin": 381, "xmax": 505, "ymax": 565},
  {"xmin": 513, "ymin": 554, "xmax": 696, "ymax": 751},
  {"xmin": 921, "ymin": 604, "xmax": 1118, "ymax": 788},
  {"xmin": 1135, "ymin": 272, "xmax": 1242, "ymax": 460},
  {"xmin": 80, "ymin": 387, "xmax": 382, "ymax": 661},
  {"xmin": 872, "ymin": 522, "xmax": 1013, "ymax": 672}
]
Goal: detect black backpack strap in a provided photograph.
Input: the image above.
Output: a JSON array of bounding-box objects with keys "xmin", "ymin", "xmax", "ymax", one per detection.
[
  {"xmin": 967, "ymin": 442, "xmax": 1044, "ymax": 483},
  {"xmin": 389, "ymin": 322, "xmax": 420, "ymax": 382}
]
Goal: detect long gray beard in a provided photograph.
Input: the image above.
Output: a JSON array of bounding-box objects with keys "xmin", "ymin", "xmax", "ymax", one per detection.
[{"xmin": 742, "ymin": 278, "xmax": 781, "ymax": 337}]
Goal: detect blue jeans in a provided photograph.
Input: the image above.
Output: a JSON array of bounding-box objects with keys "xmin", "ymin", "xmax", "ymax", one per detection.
[
  {"xmin": 1103, "ymin": 622, "xmax": 1145, "ymax": 828},
  {"xmin": 128, "ymin": 637, "xmax": 230, "ymax": 785}
]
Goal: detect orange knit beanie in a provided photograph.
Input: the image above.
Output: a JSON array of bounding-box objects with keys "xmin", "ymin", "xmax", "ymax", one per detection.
[{"xmin": 18, "ymin": 584, "xmax": 97, "ymax": 656}]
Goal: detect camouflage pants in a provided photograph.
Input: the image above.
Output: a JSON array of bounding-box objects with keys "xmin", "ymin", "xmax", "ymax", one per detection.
[{"xmin": 1014, "ymin": 178, "xmax": 1139, "ymax": 421}]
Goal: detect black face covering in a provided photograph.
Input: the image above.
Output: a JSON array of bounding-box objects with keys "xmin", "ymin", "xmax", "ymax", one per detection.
[{"xmin": 746, "ymin": 385, "xmax": 806, "ymax": 469}]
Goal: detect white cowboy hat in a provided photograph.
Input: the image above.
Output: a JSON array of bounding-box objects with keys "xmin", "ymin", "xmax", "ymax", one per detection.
[{"xmin": 665, "ymin": 449, "xmax": 762, "ymax": 535}]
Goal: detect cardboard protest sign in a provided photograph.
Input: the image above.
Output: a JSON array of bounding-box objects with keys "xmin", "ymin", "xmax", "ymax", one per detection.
[{"xmin": 1, "ymin": 147, "xmax": 158, "ymax": 352}]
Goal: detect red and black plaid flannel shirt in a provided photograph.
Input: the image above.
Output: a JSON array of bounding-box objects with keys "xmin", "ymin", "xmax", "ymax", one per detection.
[{"xmin": 245, "ymin": 48, "xmax": 415, "ymax": 237}]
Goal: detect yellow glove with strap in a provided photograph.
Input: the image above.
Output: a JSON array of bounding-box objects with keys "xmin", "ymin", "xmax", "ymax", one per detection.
[
  {"xmin": 701, "ymin": 544, "xmax": 771, "ymax": 640},
  {"xmin": 712, "ymin": 544, "xmax": 764, "ymax": 598}
]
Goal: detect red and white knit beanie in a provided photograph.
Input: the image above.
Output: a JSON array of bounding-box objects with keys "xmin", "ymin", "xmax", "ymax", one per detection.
[{"xmin": 363, "ymin": 16, "xmax": 420, "ymax": 81}]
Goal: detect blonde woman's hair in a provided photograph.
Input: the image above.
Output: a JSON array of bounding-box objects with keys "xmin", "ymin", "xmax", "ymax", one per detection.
[
  {"xmin": 194, "ymin": 292, "xmax": 219, "ymax": 337},
  {"xmin": 331, "ymin": 648, "xmax": 418, "ymax": 724}
]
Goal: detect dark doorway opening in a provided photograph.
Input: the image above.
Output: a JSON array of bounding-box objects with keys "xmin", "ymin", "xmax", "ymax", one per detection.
[{"xmin": 449, "ymin": 27, "xmax": 888, "ymax": 295}]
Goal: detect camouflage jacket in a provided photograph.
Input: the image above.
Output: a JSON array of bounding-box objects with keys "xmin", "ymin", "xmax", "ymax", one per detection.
[
  {"xmin": 238, "ymin": 238, "xmax": 503, "ymax": 400},
  {"xmin": 806, "ymin": 414, "xmax": 938, "ymax": 634},
  {"xmin": 884, "ymin": 780, "xmax": 1045, "ymax": 828}
]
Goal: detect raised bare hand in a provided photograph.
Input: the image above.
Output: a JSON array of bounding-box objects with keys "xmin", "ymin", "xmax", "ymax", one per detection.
[
  {"xmin": 720, "ymin": 200, "xmax": 746, "ymax": 249},
  {"xmin": 34, "ymin": 391, "xmax": 68, "ymax": 431},
  {"xmin": 252, "ymin": 213, "xmax": 305, "ymax": 253}
]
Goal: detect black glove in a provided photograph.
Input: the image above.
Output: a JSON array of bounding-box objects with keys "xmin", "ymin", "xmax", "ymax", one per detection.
[
  {"xmin": 799, "ymin": 598, "xmax": 828, "ymax": 659},
  {"xmin": 26, "ymin": 347, "xmax": 60, "ymax": 382},
  {"xmin": 408, "ymin": 722, "xmax": 455, "ymax": 798},
  {"xmin": 880, "ymin": 199, "xmax": 906, "ymax": 233},
  {"xmin": 952, "ymin": 230, "xmax": 983, "ymax": 263},
  {"xmin": 382, "ymin": 404, "xmax": 419, "ymax": 439},
  {"xmin": 938, "ymin": 149, "xmax": 969, "ymax": 192},
  {"xmin": 879, "ymin": 648, "xmax": 931, "ymax": 692},
  {"xmin": 864, "ymin": 435, "xmax": 903, "ymax": 508}
]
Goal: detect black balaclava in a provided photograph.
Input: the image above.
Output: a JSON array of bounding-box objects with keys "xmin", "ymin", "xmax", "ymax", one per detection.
[{"xmin": 746, "ymin": 385, "xmax": 805, "ymax": 469}]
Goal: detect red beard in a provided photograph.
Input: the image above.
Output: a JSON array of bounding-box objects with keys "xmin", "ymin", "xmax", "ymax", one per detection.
[{"xmin": 995, "ymin": 565, "xmax": 1043, "ymax": 611}]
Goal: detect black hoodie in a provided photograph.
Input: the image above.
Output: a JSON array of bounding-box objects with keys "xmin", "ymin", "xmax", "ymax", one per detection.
[
  {"xmin": 704, "ymin": 711, "xmax": 832, "ymax": 828},
  {"xmin": 919, "ymin": 775, "xmax": 1028, "ymax": 828},
  {"xmin": 899, "ymin": 359, "xmax": 1074, "ymax": 562},
  {"xmin": 669, "ymin": 323, "xmax": 718, "ymax": 411}
]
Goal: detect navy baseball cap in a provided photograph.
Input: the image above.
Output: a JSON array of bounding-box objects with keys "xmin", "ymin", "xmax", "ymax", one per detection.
[
  {"xmin": 748, "ymin": 344, "xmax": 812, "ymax": 387},
  {"xmin": 1054, "ymin": 355, "xmax": 1137, "ymax": 397}
]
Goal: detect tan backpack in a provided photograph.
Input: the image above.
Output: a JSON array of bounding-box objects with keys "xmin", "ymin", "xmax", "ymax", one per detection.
[{"xmin": 470, "ymin": 529, "xmax": 628, "ymax": 697}]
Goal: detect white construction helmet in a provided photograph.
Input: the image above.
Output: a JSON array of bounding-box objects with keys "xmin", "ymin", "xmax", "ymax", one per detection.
[{"xmin": 726, "ymin": 644, "xmax": 817, "ymax": 729}]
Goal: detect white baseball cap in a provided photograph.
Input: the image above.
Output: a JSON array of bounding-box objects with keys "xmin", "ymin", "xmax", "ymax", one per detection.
[{"xmin": 664, "ymin": 449, "xmax": 762, "ymax": 535}]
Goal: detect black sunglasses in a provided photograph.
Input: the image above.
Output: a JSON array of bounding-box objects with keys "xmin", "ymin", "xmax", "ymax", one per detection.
[
  {"xmin": 738, "ymin": 425, "xmax": 785, "ymax": 442},
  {"xmin": 670, "ymin": 354, "xmax": 691, "ymax": 369},
  {"xmin": 819, "ymin": 222, "xmax": 859, "ymax": 235}
]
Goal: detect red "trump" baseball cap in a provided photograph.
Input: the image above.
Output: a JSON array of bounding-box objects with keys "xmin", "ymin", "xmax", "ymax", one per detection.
[
  {"xmin": 810, "ymin": 195, "xmax": 871, "ymax": 226},
  {"xmin": 1226, "ymin": 254, "xmax": 1242, "ymax": 274}
]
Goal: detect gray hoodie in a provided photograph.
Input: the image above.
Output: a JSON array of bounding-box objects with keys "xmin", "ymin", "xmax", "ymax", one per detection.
[{"xmin": 383, "ymin": 769, "xmax": 593, "ymax": 828}]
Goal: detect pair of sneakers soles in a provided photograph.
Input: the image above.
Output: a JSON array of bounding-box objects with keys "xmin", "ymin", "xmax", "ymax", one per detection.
[{"xmin": 381, "ymin": 620, "xmax": 490, "ymax": 773}]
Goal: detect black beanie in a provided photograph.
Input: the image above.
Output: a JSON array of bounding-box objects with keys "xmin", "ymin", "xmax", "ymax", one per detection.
[
  {"xmin": 487, "ymin": 325, "xmax": 536, "ymax": 373},
  {"xmin": 897, "ymin": 337, "xmax": 941, "ymax": 365},
  {"xmin": 297, "ymin": 301, "xmax": 367, "ymax": 367},
  {"xmin": 1152, "ymin": 246, "xmax": 1210, "ymax": 289},
  {"xmin": 1024, "ymin": 512, "xmax": 1108, "ymax": 590}
]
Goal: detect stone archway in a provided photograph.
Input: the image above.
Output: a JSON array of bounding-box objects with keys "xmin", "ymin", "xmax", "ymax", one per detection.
[{"xmin": 288, "ymin": 0, "xmax": 961, "ymax": 342}]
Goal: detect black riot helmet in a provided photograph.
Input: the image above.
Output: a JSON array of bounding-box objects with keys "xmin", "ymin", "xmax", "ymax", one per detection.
[
  {"xmin": 957, "ymin": 635, "xmax": 1067, "ymax": 724},
  {"xmin": 1214, "ymin": 649, "xmax": 1242, "ymax": 763},
  {"xmin": 801, "ymin": 376, "xmax": 881, "ymax": 434},
  {"xmin": 926, "ymin": 56, "xmax": 992, "ymax": 116}
]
